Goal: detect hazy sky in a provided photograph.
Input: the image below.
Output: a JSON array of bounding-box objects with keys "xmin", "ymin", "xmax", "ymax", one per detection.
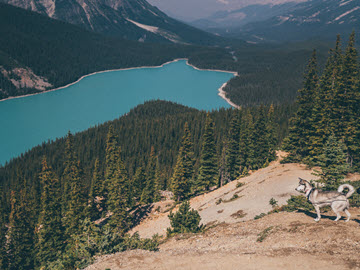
[{"xmin": 148, "ymin": 0, "xmax": 308, "ymax": 21}]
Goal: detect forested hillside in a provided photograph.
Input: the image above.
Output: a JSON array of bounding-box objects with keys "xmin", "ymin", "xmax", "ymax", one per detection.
[{"xmin": 0, "ymin": 100, "xmax": 293, "ymax": 268}]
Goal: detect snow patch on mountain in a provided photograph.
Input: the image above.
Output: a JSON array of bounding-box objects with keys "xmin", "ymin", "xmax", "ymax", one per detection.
[
  {"xmin": 126, "ymin": 18, "xmax": 183, "ymax": 43},
  {"xmin": 339, "ymin": 0, "xmax": 354, "ymax": 7},
  {"xmin": 126, "ymin": 19, "xmax": 159, "ymax": 33},
  {"xmin": 334, "ymin": 6, "xmax": 359, "ymax": 21}
]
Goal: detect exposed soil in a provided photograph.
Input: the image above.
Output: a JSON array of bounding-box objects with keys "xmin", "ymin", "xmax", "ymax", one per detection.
[{"xmin": 86, "ymin": 152, "xmax": 360, "ymax": 270}]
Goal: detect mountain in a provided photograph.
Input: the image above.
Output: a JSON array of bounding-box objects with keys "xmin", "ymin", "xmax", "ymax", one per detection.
[
  {"xmin": 148, "ymin": 0, "xmax": 310, "ymax": 22},
  {"xmin": 232, "ymin": 0, "xmax": 360, "ymax": 43},
  {"xmin": 191, "ymin": 2, "xmax": 300, "ymax": 31},
  {"xmin": 0, "ymin": 0, "xmax": 223, "ymax": 45}
]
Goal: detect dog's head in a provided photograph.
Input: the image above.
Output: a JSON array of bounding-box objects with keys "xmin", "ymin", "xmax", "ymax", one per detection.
[{"xmin": 295, "ymin": 178, "xmax": 309, "ymax": 192}]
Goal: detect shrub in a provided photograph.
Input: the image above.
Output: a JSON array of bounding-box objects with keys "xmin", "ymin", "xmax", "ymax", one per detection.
[
  {"xmin": 282, "ymin": 195, "xmax": 313, "ymax": 212},
  {"xmin": 269, "ymin": 198, "xmax": 278, "ymax": 208},
  {"xmin": 166, "ymin": 201, "xmax": 204, "ymax": 237},
  {"xmin": 254, "ymin": 213, "xmax": 266, "ymax": 220}
]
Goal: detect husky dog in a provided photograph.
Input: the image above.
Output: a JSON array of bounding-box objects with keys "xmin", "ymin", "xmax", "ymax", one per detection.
[{"xmin": 295, "ymin": 178, "xmax": 355, "ymax": 222}]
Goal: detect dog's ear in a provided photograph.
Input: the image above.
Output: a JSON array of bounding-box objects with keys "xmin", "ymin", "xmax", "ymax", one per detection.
[{"xmin": 298, "ymin": 177, "xmax": 304, "ymax": 183}]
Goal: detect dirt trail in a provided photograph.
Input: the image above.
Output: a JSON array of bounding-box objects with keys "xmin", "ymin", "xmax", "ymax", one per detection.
[
  {"xmin": 130, "ymin": 151, "xmax": 316, "ymax": 238},
  {"xmin": 87, "ymin": 210, "xmax": 360, "ymax": 270},
  {"xmin": 86, "ymin": 152, "xmax": 360, "ymax": 269}
]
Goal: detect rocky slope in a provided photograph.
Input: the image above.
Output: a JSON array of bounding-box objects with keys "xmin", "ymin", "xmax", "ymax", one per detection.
[
  {"xmin": 87, "ymin": 153, "xmax": 360, "ymax": 269},
  {"xmin": 0, "ymin": 0, "xmax": 223, "ymax": 45}
]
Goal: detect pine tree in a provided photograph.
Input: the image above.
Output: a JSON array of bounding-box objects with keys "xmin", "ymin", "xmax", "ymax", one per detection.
[
  {"xmin": 313, "ymin": 134, "xmax": 349, "ymax": 190},
  {"xmin": 253, "ymin": 105, "xmax": 270, "ymax": 169},
  {"xmin": 0, "ymin": 186, "xmax": 7, "ymax": 270},
  {"xmin": 284, "ymin": 50, "xmax": 319, "ymax": 160},
  {"xmin": 338, "ymin": 31, "xmax": 359, "ymax": 167},
  {"xmin": 88, "ymin": 158, "xmax": 104, "ymax": 221},
  {"xmin": 106, "ymin": 158, "xmax": 130, "ymax": 234},
  {"xmin": 133, "ymin": 166, "xmax": 146, "ymax": 200},
  {"xmin": 309, "ymin": 44, "xmax": 340, "ymax": 161},
  {"xmin": 141, "ymin": 146, "xmax": 157, "ymax": 204},
  {"xmin": 196, "ymin": 113, "xmax": 218, "ymax": 191},
  {"xmin": 219, "ymin": 145, "xmax": 230, "ymax": 187},
  {"xmin": 266, "ymin": 105, "xmax": 278, "ymax": 158},
  {"xmin": 225, "ymin": 110, "xmax": 241, "ymax": 180},
  {"xmin": 171, "ymin": 122, "xmax": 194, "ymax": 201},
  {"xmin": 8, "ymin": 189, "xmax": 35, "ymax": 270},
  {"xmin": 239, "ymin": 110, "xmax": 256, "ymax": 171},
  {"xmin": 36, "ymin": 157, "xmax": 65, "ymax": 267},
  {"xmin": 104, "ymin": 126, "xmax": 130, "ymax": 234},
  {"xmin": 166, "ymin": 201, "xmax": 202, "ymax": 236},
  {"xmin": 63, "ymin": 133, "xmax": 86, "ymax": 237}
]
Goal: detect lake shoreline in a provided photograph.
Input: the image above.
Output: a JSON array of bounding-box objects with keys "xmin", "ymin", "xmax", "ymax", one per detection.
[{"xmin": 0, "ymin": 59, "xmax": 239, "ymax": 108}]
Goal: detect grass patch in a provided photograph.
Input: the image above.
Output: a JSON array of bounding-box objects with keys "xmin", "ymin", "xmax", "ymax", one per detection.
[
  {"xmin": 230, "ymin": 210, "xmax": 247, "ymax": 219},
  {"xmin": 257, "ymin": 226, "xmax": 274, "ymax": 242},
  {"xmin": 223, "ymin": 194, "xmax": 243, "ymax": 203},
  {"xmin": 236, "ymin": 181, "xmax": 245, "ymax": 188},
  {"xmin": 254, "ymin": 213, "xmax": 266, "ymax": 220}
]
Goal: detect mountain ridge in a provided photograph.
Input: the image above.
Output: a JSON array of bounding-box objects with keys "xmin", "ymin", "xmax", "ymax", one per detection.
[{"xmin": 0, "ymin": 0, "xmax": 225, "ymax": 45}]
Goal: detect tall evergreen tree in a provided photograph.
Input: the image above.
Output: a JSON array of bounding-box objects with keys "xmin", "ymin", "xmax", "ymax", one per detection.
[
  {"xmin": 141, "ymin": 146, "xmax": 157, "ymax": 204},
  {"xmin": 63, "ymin": 132, "xmax": 86, "ymax": 237},
  {"xmin": 253, "ymin": 105, "xmax": 270, "ymax": 169},
  {"xmin": 88, "ymin": 158, "xmax": 104, "ymax": 221},
  {"xmin": 104, "ymin": 126, "xmax": 130, "ymax": 234},
  {"xmin": 225, "ymin": 110, "xmax": 241, "ymax": 180},
  {"xmin": 338, "ymin": 31, "xmax": 359, "ymax": 167},
  {"xmin": 171, "ymin": 122, "xmax": 194, "ymax": 201},
  {"xmin": 196, "ymin": 113, "xmax": 218, "ymax": 191},
  {"xmin": 309, "ymin": 45, "xmax": 339, "ymax": 160},
  {"xmin": 239, "ymin": 110, "xmax": 256, "ymax": 171},
  {"xmin": 133, "ymin": 166, "xmax": 146, "ymax": 201},
  {"xmin": 284, "ymin": 50, "xmax": 319, "ymax": 160},
  {"xmin": 36, "ymin": 157, "xmax": 64, "ymax": 267},
  {"xmin": 313, "ymin": 134, "xmax": 349, "ymax": 190},
  {"xmin": 0, "ymin": 185, "xmax": 7, "ymax": 270},
  {"xmin": 8, "ymin": 189, "xmax": 35, "ymax": 270}
]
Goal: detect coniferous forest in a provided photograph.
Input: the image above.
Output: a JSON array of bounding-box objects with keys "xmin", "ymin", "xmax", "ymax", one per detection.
[
  {"xmin": 0, "ymin": 99, "xmax": 291, "ymax": 269},
  {"xmin": 0, "ymin": 11, "xmax": 359, "ymax": 267}
]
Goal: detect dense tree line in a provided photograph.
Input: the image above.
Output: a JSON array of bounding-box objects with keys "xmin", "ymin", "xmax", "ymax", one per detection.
[
  {"xmin": 0, "ymin": 100, "xmax": 293, "ymax": 268},
  {"xmin": 284, "ymin": 32, "xmax": 360, "ymax": 171}
]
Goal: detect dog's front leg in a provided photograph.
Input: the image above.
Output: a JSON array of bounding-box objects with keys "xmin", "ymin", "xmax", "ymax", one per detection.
[{"xmin": 314, "ymin": 205, "xmax": 321, "ymax": 222}]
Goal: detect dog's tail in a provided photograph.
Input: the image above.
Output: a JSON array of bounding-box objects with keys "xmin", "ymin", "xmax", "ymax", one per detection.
[{"xmin": 338, "ymin": 184, "xmax": 355, "ymax": 198}]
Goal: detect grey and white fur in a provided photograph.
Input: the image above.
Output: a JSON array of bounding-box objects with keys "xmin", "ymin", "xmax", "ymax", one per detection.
[{"xmin": 295, "ymin": 178, "xmax": 355, "ymax": 222}]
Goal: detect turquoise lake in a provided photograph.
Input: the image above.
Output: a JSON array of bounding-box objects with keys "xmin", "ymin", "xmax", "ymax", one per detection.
[{"xmin": 0, "ymin": 60, "xmax": 234, "ymax": 166}]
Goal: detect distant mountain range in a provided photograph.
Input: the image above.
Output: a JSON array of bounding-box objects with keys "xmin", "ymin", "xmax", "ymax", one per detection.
[
  {"xmin": 0, "ymin": 0, "xmax": 223, "ymax": 45},
  {"xmin": 148, "ymin": 0, "xmax": 309, "ymax": 21},
  {"xmin": 236, "ymin": 0, "xmax": 360, "ymax": 43},
  {"xmin": 196, "ymin": 0, "xmax": 360, "ymax": 43},
  {"xmin": 191, "ymin": 2, "xmax": 301, "ymax": 30}
]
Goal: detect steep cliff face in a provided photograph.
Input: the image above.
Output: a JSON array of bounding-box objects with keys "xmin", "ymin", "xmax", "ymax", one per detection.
[{"xmin": 1, "ymin": 0, "xmax": 222, "ymax": 45}]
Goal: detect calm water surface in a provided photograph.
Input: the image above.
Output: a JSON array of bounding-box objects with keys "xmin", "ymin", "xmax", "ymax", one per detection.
[{"xmin": 0, "ymin": 60, "xmax": 234, "ymax": 165}]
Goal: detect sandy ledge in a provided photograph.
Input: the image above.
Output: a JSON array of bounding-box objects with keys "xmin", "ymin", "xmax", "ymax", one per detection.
[{"xmin": 0, "ymin": 59, "xmax": 239, "ymax": 108}]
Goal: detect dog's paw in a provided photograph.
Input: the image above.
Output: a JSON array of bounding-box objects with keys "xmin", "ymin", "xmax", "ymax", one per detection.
[
  {"xmin": 345, "ymin": 219, "xmax": 350, "ymax": 223},
  {"xmin": 314, "ymin": 218, "xmax": 320, "ymax": 222}
]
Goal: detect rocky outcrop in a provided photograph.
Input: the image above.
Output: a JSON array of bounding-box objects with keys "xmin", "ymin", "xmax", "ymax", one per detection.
[{"xmin": 0, "ymin": 66, "xmax": 52, "ymax": 91}]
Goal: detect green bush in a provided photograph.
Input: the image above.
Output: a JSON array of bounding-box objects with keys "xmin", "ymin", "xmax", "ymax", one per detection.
[
  {"xmin": 167, "ymin": 201, "xmax": 204, "ymax": 237},
  {"xmin": 348, "ymin": 181, "xmax": 360, "ymax": 207},
  {"xmin": 283, "ymin": 195, "xmax": 314, "ymax": 212}
]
